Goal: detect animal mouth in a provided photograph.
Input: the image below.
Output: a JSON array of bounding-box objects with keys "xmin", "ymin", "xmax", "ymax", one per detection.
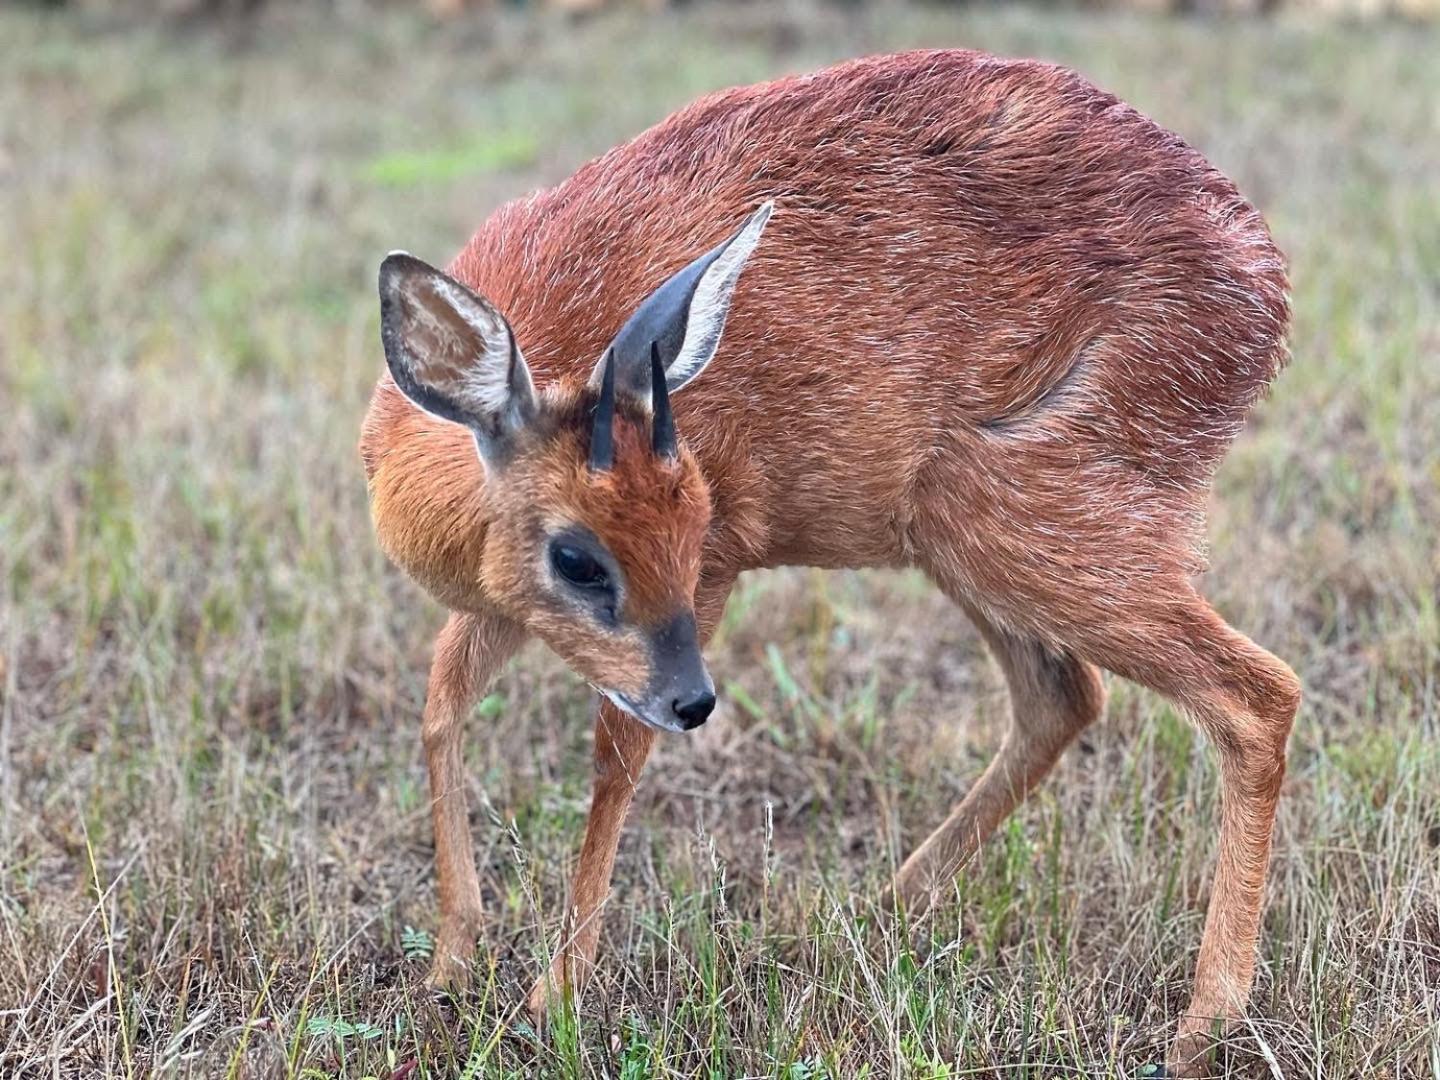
[{"xmin": 596, "ymin": 687, "xmax": 686, "ymax": 734}]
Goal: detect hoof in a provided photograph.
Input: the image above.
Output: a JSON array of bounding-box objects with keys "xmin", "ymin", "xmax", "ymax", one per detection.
[
  {"xmin": 1164, "ymin": 1022, "xmax": 1217, "ymax": 1078},
  {"xmin": 423, "ymin": 971, "xmax": 465, "ymax": 998},
  {"xmin": 526, "ymin": 973, "xmax": 570, "ymax": 1022},
  {"xmin": 524, "ymin": 980, "xmax": 549, "ymax": 1021},
  {"xmin": 423, "ymin": 944, "xmax": 476, "ymax": 996},
  {"xmin": 884, "ymin": 866, "xmax": 951, "ymax": 923},
  {"xmin": 878, "ymin": 881, "xmax": 926, "ymax": 921}
]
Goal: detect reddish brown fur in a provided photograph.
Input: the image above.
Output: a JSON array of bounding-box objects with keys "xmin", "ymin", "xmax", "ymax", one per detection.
[{"xmin": 361, "ymin": 50, "xmax": 1298, "ymax": 1077}]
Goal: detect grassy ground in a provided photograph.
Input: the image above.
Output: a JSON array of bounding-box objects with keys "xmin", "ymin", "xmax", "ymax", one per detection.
[{"xmin": 2, "ymin": 3, "xmax": 1437, "ymax": 1077}]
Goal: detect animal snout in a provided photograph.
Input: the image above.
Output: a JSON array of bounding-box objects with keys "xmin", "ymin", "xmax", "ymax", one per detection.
[{"xmin": 671, "ymin": 689, "xmax": 716, "ymax": 730}]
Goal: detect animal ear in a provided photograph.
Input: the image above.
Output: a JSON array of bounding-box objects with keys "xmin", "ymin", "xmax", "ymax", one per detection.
[
  {"xmin": 590, "ymin": 201, "xmax": 773, "ymax": 402},
  {"xmin": 378, "ymin": 252, "xmax": 537, "ymax": 462}
]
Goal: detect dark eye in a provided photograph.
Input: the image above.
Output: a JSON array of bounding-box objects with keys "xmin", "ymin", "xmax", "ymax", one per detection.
[{"xmin": 551, "ymin": 544, "xmax": 610, "ymax": 590}]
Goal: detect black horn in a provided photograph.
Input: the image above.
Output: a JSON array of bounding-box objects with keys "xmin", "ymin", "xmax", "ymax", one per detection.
[
  {"xmin": 651, "ymin": 341, "xmax": 677, "ymax": 460},
  {"xmin": 590, "ymin": 346, "xmax": 616, "ymax": 471}
]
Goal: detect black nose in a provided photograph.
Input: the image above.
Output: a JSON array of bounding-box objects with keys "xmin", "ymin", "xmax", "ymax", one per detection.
[{"xmin": 671, "ymin": 690, "xmax": 716, "ymax": 730}]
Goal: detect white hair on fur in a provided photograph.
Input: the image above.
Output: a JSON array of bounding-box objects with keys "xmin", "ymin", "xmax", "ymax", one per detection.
[
  {"xmin": 423, "ymin": 275, "xmax": 530, "ymax": 418},
  {"xmin": 667, "ymin": 201, "xmax": 773, "ymax": 391}
]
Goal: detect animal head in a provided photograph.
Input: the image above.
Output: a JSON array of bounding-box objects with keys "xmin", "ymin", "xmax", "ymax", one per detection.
[{"xmin": 377, "ymin": 203, "xmax": 772, "ymax": 733}]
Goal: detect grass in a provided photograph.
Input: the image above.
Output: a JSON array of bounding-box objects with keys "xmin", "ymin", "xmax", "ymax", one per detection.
[{"xmin": 1, "ymin": 3, "xmax": 1437, "ymax": 1077}]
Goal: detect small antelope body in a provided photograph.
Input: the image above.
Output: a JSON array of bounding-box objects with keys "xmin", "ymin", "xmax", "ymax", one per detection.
[{"xmin": 361, "ymin": 50, "xmax": 1298, "ymax": 1076}]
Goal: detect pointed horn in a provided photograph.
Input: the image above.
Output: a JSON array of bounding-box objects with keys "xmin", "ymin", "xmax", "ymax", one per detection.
[
  {"xmin": 651, "ymin": 341, "xmax": 677, "ymax": 460},
  {"xmin": 590, "ymin": 346, "xmax": 616, "ymax": 471},
  {"xmin": 506, "ymin": 321, "xmax": 519, "ymax": 372}
]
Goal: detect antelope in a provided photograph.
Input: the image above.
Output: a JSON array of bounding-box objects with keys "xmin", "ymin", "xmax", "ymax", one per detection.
[{"xmin": 360, "ymin": 49, "xmax": 1299, "ymax": 1076}]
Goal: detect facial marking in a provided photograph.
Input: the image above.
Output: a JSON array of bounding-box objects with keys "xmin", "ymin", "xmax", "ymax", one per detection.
[
  {"xmin": 540, "ymin": 525, "xmax": 625, "ymax": 627},
  {"xmin": 475, "ymin": 385, "xmax": 713, "ymax": 721},
  {"xmin": 535, "ymin": 409, "xmax": 709, "ymax": 628},
  {"xmin": 599, "ymin": 687, "xmax": 687, "ymax": 734}
]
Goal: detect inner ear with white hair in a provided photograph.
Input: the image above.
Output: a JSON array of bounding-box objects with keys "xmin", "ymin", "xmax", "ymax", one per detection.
[
  {"xmin": 589, "ymin": 201, "xmax": 773, "ymax": 405},
  {"xmin": 377, "ymin": 252, "xmax": 537, "ymax": 466}
]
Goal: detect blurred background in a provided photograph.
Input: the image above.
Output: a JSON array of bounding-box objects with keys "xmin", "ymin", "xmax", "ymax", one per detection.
[
  {"xmin": 24, "ymin": 0, "xmax": 1440, "ymax": 18},
  {"xmin": 2, "ymin": 1, "xmax": 1437, "ymax": 1077}
]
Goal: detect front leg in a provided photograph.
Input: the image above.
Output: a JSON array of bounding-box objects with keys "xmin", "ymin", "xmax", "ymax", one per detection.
[
  {"xmin": 527, "ymin": 572, "xmax": 736, "ymax": 1017},
  {"xmin": 422, "ymin": 611, "xmax": 525, "ymax": 990},
  {"xmin": 525, "ymin": 701, "xmax": 655, "ymax": 1016}
]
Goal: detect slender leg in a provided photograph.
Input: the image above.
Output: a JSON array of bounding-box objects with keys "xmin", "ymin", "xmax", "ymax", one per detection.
[
  {"xmin": 527, "ymin": 573, "xmax": 736, "ymax": 1017},
  {"xmin": 902, "ymin": 569, "xmax": 1296, "ymax": 1077},
  {"xmin": 422, "ymin": 611, "xmax": 525, "ymax": 989},
  {"xmin": 1096, "ymin": 595, "xmax": 1299, "ymax": 1078},
  {"xmin": 1029, "ymin": 584, "xmax": 1296, "ymax": 1077},
  {"xmin": 892, "ymin": 607, "xmax": 1106, "ymax": 912},
  {"xmin": 524, "ymin": 699, "xmax": 655, "ymax": 1017}
]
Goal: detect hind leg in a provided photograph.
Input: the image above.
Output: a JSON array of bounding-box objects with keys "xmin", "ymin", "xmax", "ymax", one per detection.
[
  {"xmin": 1066, "ymin": 585, "xmax": 1299, "ymax": 1076},
  {"xmin": 908, "ymin": 432, "xmax": 1296, "ymax": 1071},
  {"xmin": 892, "ymin": 602, "xmax": 1106, "ymax": 912}
]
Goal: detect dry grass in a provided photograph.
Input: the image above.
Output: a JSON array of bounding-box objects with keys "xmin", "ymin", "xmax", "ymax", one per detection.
[{"xmin": 2, "ymin": 3, "xmax": 1437, "ymax": 1077}]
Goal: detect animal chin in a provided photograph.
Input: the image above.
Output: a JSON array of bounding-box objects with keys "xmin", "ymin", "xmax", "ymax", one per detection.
[{"xmin": 599, "ymin": 688, "xmax": 684, "ymax": 733}]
